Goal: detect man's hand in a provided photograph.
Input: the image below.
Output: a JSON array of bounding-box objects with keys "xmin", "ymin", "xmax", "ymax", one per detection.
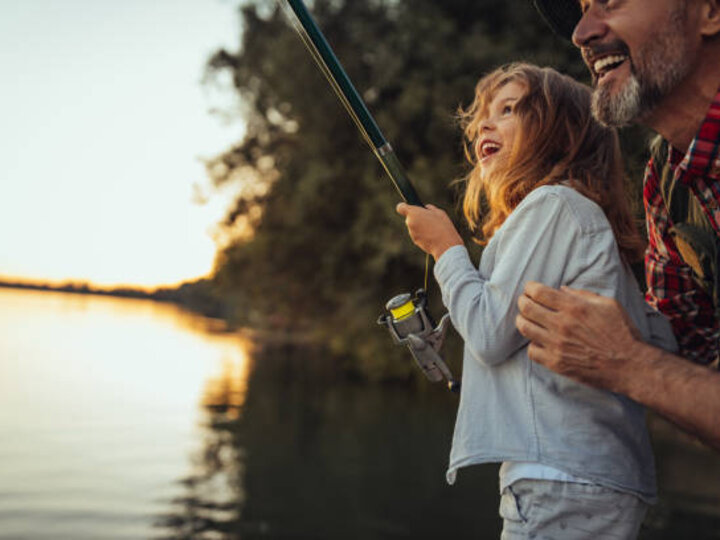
[
  {"xmin": 517, "ymin": 281, "xmax": 720, "ymax": 451},
  {"xmin": 515, "ymin": 281, "xmax": 644, "ymax": 393},
  {"xmin": 396, "ymin": 203, "xmax": 463, "ymax": 260}
]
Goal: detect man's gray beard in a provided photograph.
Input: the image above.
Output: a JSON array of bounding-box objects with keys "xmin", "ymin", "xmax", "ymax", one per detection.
[
  {"xmin": 591, "ymin": 58, "xmax": 688, "ymax": 127},
  {"xmin": 592, "ymin": 74, "xmax": 641, "ymax": 127},
  {"xmin": 590, "ymin": 7, "xmax": 690, "ymax": 127}
]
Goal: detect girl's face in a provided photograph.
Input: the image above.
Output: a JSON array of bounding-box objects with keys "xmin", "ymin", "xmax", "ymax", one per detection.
[{"xmin": 475, "ymin": 80, "xmax": 525, "ymax": 176}]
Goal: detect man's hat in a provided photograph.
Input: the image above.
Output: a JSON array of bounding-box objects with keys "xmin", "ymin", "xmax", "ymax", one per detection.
[{"xmin": 533, "ymin": 0, "xmax": 582, "ymax": 40}]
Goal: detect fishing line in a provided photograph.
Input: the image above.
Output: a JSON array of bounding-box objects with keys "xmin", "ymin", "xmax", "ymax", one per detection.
[
  {"xmin": 278, "ymin": 0, "xmax": 423, "ymax": 207},
  {"xmin": 278, "ymin": 1, "xmax": 377, "ymax": 152},
  {"xmin": 277, "ymin": 0, "xmax": 431, "ymax": 288},
  {"xmin": 280, "ymin": 0, "xmax": 457, "ymax": 391}
]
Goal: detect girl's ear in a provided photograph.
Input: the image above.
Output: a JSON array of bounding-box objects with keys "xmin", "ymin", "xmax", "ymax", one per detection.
[{"xmin": 700, "ymin": 0, "xmax": 720, "ymax": 37}]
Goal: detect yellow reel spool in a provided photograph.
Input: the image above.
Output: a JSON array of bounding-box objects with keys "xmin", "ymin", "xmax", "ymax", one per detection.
[{"xmin": 389, "ymin": 297, "xmax": 416, "ymax": 321}]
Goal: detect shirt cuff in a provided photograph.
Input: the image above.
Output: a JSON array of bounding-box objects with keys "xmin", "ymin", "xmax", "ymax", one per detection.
[{"xmin": 434, "ymin": 244, "xmax": 474, "ymax": 286}]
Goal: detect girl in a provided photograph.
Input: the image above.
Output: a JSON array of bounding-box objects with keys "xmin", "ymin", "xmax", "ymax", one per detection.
[{"xmin": 397, "ymin": 63, "xmax": 677, "ymax": 539}]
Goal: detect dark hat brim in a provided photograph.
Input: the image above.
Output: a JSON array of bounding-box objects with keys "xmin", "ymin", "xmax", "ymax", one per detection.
[{"xmin": 533, "ymin": 0, "xmax": 582, "ymax": 40}]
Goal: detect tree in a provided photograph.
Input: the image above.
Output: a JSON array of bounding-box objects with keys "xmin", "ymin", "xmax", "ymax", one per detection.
[{"xmin": 205, "ymin": 0, "xmax": 647, "ymax": 380}]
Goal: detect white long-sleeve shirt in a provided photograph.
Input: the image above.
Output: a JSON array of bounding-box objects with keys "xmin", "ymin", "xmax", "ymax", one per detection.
[{"xmin": 434, "ymin": 185, "xmax": 677, "ymax": 503}]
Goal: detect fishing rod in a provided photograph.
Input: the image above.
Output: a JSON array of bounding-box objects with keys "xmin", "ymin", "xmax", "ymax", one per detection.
[
  {"xmin": 279, "ymin": 0, "xmax": 459, "ymax": 391},
  {"xmin": 278, "ymin": 0, "xmax": 422, "ymax": 206}
]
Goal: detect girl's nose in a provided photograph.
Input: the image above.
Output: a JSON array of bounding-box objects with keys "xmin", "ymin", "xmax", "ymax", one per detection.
[{"xmin": 479, "ymin": 117, "xmax": 495, "ymax": 132}]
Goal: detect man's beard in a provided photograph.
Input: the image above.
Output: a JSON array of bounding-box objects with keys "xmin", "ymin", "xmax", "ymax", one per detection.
[
  {"xmin": 592, "ymin": 73, "xmax": 641, "ymax": 127},
  {"xmin": 591, "ymin": 10, "xmax": 691, "ymax": 127}
]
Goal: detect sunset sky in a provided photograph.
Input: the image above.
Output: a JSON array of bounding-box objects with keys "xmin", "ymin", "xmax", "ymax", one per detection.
[{"xmin": 0, "ymin": 0, "xmax": 245, "ymax": 288}]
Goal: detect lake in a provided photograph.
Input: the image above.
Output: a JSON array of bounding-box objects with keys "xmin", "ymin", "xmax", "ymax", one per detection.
[{"xmin": 0, "ymin": 287, "xmax": 718, "ymax": 539}]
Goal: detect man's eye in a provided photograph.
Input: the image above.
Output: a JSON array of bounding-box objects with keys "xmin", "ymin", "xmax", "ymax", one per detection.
[
  {"xmin": 580, "ymin": 0, "xmax": 610, "ymax": 14},
  {"xmin": 597, "ymin": 0, "xmax": 613, "ymax": 10}
]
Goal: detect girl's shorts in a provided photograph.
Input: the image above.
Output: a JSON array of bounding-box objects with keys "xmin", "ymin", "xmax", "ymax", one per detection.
[{"xmin": 499, "ymin": 478, "xmax": 648, "ymax": 540}]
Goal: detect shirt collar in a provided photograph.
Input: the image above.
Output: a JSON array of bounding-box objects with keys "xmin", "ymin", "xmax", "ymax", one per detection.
[{"xmin": 667, "ymin": 86, "xmax": 720, "ymax": 183}]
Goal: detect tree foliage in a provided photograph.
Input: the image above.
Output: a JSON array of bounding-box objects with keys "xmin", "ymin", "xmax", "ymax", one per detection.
[{"xmin": 205, "ymin": 0, "xmax": 649, "ymax": 381}]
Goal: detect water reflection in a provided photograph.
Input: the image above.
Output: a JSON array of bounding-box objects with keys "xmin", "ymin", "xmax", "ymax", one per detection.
[
  {"xmin": 644, "ymin": 418, "xmax": 720, "ymax": 538},
  {"xmin": 154, "ymin": 369, "xmax": 245, "ymax": 537},
  {"xmin": 155, "ymin": 343, "xmax": 504, "ymax": 539},
  {"xmin": 201, "ymin": 340, "xmax": 254, "ymax": 421},
  {"xmin": 155, "ymin": 343, "xmax": 720, "ymax": 540},
  {"xmin": 154, "ymin": 342, "xmax": 254, "ymax": 539},
  {"xmin": 0, "ymin": 288, "xmax": 253, "ymax": 539},
  {"xmin": 1, "ymin": 288, "xmax": 718, "ymax": 539}
]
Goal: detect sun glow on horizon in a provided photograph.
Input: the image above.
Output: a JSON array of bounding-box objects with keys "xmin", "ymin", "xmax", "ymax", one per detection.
[{"xmin": 0, "ymin": 273, "xmax": 207, "ymax": 294}]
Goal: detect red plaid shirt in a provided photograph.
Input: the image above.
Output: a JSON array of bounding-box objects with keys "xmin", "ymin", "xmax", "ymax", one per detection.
[{"xmin": 644, "ymin": 89, "xmax": 720, "ymax": 365}]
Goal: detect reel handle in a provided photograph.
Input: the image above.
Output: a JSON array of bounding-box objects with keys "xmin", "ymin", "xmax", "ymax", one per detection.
[{"xmin": 378, "ymin": 289, "xmax": 459, "ymax": 392}]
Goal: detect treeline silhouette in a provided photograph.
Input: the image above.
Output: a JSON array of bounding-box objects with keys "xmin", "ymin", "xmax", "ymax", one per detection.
[{"xmin": 0, "ymin": 278, "xmax": 231, "ymax": 320}]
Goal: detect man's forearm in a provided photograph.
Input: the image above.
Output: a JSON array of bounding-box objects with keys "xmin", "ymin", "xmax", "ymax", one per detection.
[
  {"xmin": 516, "ymin": 282, "xmax": 720, "ymax": 449},
  {"xmin": 621, "ymin": 340, "xmax": 720, "ymax": 450}
]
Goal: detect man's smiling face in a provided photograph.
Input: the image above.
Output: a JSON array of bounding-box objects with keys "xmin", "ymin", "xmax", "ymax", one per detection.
[{"xmin": 573, "ymin": 0, "xmax": 696, "ymax": 126}]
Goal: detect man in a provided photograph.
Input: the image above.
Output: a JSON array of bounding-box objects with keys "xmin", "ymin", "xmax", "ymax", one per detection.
[{"xmin": 518, "ymin": 0, "xmax": 720, "ymax": 450}]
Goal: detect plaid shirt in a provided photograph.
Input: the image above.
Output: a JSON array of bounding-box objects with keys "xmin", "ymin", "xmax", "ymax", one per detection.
[{"xmin": 644, "ymin": 89, "xmax": 720, "ymax": 365}]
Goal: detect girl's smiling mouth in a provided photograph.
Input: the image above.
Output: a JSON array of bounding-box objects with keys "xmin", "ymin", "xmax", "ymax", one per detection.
[{"xmin": 479, "ymin": 139, "xmax": 502, "ymax": 162}]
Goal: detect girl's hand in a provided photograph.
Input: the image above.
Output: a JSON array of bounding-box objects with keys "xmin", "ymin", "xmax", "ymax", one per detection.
[{"xmin": 396, "ymin": 203, "xmax": 464, "ymax": 260}]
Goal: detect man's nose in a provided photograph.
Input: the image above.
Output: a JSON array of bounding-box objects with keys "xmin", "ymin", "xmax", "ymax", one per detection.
[{"xmin": 572, "ymin": 5, "xmax": 609, "ymax": 48}]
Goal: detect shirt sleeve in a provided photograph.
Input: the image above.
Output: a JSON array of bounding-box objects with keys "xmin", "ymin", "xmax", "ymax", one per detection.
[
  {"xmin": 433, "ymin": 190, "xmax": 584, "ymax": 367},
  {"xmin": 644, "ymin": 167, "xmax": 720, "ymax": 365}
]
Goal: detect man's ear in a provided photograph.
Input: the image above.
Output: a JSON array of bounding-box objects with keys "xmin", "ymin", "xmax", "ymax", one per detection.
[{"xmin": 700, "ymin": 0, "xmax": 720, "ymax": 37}]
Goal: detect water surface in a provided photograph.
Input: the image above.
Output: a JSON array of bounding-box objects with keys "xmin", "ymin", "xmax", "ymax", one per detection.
[
  {"xmin": 0, "ymin": 288, "xmax": 251, "ymax": 539},
  {"xmin": 1, "ymin": 287, "xmax": 719, "ymax": 539}
]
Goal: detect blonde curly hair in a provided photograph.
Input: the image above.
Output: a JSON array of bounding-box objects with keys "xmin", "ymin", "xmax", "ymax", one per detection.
[{"xmin": 459, "ymin": 62, "xmax": 645, "ymax": 263}]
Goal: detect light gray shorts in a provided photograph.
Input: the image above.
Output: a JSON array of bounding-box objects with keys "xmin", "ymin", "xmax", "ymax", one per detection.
[{"xmin": 499, "ymin": 479, "xmax": 649, "ymax": 540}]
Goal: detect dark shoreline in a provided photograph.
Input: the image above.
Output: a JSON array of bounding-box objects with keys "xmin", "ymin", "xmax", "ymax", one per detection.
[{"xmin": 0, "ymin": 278, "xmax": 231, "ymax": 320}]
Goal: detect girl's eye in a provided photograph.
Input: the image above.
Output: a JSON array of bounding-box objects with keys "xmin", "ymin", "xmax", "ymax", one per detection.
[{"xmin": 502, "ymin": 105, "xmax": 513, "ymax": 115}]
